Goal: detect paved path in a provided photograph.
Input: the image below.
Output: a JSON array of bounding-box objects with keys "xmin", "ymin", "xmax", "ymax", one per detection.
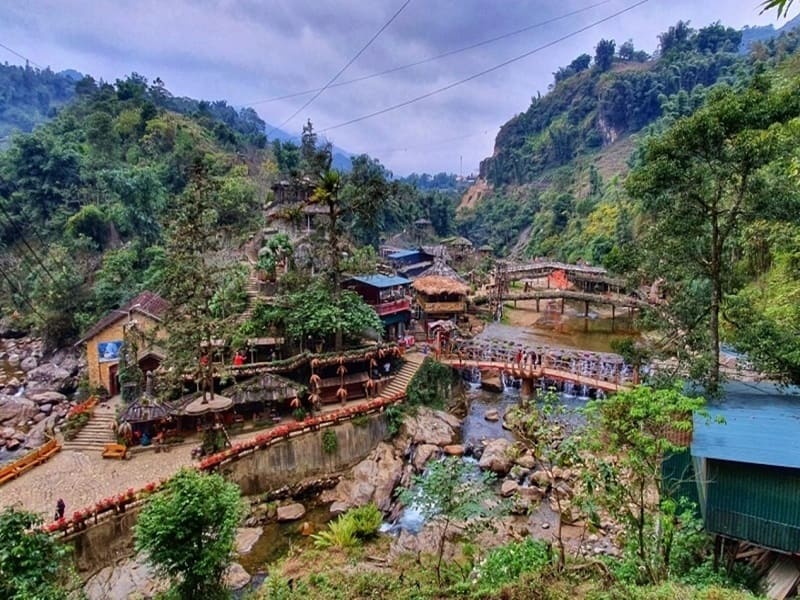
[{"xmin": 0, "ymin": 353, "xmax": 426, "ymax": 520}]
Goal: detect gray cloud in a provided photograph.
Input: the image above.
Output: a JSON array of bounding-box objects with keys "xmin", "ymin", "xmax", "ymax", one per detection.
[{"xmin": 0, "ymin": 0, "xmax": 784, "ymax": 174}]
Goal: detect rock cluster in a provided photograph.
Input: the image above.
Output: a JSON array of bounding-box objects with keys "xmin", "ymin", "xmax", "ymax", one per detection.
[{"xmin": 0, "ymin": 336, "xmax": 84, "ymax": 456}]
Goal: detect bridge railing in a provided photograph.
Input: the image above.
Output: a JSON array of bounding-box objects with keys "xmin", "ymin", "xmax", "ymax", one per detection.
[{"xmin": 442, "ymin": 340, "xmax": 635, "ymax": 386}]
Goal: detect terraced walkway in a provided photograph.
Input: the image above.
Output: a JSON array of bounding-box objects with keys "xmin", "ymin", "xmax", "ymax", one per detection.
[{"xmin": 0, "ymin": 353, "xmax": 425, "ymax": 519}]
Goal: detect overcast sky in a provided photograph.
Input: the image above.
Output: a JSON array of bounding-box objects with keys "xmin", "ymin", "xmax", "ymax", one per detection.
[{"xmin": 0, "ymin": 0, "xmax": 788, "ymax": 175}]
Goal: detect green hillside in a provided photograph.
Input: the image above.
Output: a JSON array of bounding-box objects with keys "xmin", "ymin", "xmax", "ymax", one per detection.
[
  {"xmin": 0, "ymin": 64, "xmax": 77, "ymax": 144},
  {"xmin": 457, "ymin": 21, "xmax": 800, "ymax": 260}
]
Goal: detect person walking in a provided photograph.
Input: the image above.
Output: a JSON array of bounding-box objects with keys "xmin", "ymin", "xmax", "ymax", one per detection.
[{"xmin": 55, "ymin": 498, "xmax": 65, "ymax": 520}]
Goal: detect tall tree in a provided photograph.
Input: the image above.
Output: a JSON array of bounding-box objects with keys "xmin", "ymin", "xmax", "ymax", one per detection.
[
  {"xmin": 583, "ymin": 385, "xmax": 706, "ymax": 584},
  {"xmin": 159, "ymin": 163, "xmax": 238, "ymax": 399},
  {"xmin": 135, "ymin": 469, "xmax": 243, "ymax": 600},
  {"xmin": 626, "ymin": 77, "xmax": 800, "ymax": 391}
]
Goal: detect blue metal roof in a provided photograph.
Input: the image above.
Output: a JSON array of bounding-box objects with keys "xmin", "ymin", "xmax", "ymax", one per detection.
[
  {"xmin": 387, "ymin": 249, "xmax": 420, "ymax": 260},
  {"xmin": 692, "ymin": 382, "xmax": 800, "ymax": 470},
  {"xmin": 346, "ymin": 274, "xmax": 411, "ymax": 289}
]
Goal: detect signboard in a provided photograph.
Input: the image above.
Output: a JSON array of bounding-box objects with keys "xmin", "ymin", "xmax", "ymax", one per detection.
[{"xmin": 97, "ymin": 340, "xmax": 122, "ymax": 363}]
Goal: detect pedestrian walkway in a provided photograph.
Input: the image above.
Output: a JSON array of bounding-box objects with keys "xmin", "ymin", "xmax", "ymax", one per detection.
[{"xmin": 0, "ymin": 353, "xmax": 427, "ymax": 520}]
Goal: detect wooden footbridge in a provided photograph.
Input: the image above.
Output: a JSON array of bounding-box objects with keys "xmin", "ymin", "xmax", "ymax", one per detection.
[
  {"xmin": 438, "ymin": 339, "xmax": 636, "ymax": 394},
  {"xmin": 439, "ymin": 357, "xmax": 630, "ymax": 393}
]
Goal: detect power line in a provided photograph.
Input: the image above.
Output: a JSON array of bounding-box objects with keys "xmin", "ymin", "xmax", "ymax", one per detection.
[
  {"xmin": 267, "ymin": 0, "xmax": 412, "ymax": 135},
  {"xmin": 0, "ymin": 42, "xmax": 43, "ymax": 69},
  {"xmin": 0, "ymin": 204, "xmax": 58, "ymax": 284},
  {"xmin": 0, "ymin": 263, "xmax": 45, "ymax": 320},
  {"xmin": 364, "ymin": 129, "xmax": 494, "ymax": 156},
  {"xmin": 247, "ymin": 0, "xmax": 611, "ymax": 107},
  {"xmin": 321, "ymin": 0, "xmax": 650, "ymax": 133}
]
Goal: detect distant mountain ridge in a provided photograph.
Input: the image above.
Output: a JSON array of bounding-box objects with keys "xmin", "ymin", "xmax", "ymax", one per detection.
[{"xmin": 740, "ymin": 13, "xmax": 800, "ymax": 53}]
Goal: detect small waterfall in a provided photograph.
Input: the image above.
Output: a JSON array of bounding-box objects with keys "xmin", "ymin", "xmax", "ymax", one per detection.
[
  {"xmin": 13, "ymin": 385, "xmax": 25, "ymax": 398},
  {"xmin": 462, "ymin": 367, "xmax": 481, "ymax": 390},
  {"xmin": 563, "ymin": 381, "xmax": 575, "ymax": 397},
  {"xmin": 501, "ymin": 372, "xmax": 521, "ymax": 393},
  {"xmin": 578, "ymin": 384, "xmax": 590, "ymax": 400}
]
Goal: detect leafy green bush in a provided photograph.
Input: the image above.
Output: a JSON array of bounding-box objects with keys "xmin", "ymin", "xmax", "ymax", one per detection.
[
  {"xmin": 311, "ymin": 504, "xmax": 383, "ymax": 550},
  {"xmin": 384, "ymin": 404, "xmax": 404, "ymax": 437},
  {"xmin": 474, "ymin": 538, "xmax": 552, "ymax": 592},
  {"xmin": 347, "ymin": 504, "xmax": 382, "ymax": 539},
  {"xmin": 321, "ymin": 429, "xmax": 338, "ymax": 455},
  {"xmin": 406, "ymin": 357, "xmax": 454, "ymax": 408},
  {"xmin": 310, "ymin": 515, "xmax": 359, "ymax": 549}
]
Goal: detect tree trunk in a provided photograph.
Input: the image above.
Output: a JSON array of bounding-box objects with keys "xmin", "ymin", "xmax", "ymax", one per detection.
[
  {"xmin": 437, "ymin": 518, "xmax": 450, "ymax": 586},
  {"xmin": 709, "ymin": 214, "xmax": 722, "ymax": 393}
]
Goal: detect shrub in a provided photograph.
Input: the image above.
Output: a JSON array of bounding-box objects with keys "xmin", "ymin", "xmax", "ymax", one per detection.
[
  {"xmin": 321, "ymin": 429, "xmax": 338, "ymax": 455},
  {"xmin": 347, "ymin": 504, "xmax": 382, "ymax": 539},
  {"xmin": 384, "ymin": 404, "xmax": 404, "ymax": 437},
  {"xmin": 310, "ymin": 515, "xmax": 359, "ymax": 549},
  {"xmin": 311, "ymin": 504, "xmax": 383, "ymax": 550},
  {"xmin": 475, "ymin": 538, "xmax": 553, "ymax": 591},
  {"xmin": 406, "ymin": 357, "xmax": 455, "ymax": 408}
]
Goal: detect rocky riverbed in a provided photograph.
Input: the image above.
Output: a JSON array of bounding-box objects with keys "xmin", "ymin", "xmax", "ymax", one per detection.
[{"xmin": 0, "ymin": 330, "xmax": 84, "ymax": 462}]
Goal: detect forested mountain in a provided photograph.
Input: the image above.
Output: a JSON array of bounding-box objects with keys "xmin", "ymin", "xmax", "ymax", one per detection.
[
  {"xmin": 740, "ymin": 13, "xmax": 800, "ymax": 52},
  {"xmin": 457, "ymin": 21, "xmax": 800, "ymax": 259},
  {"xmin": 458, "ymin": 18, "xmax": 800, "ymax": 385},
  {"xmin": 0, "ymin": 72, "xmax": 463, "ymax": 349},
  {"xmin": 0, "ymin": 63, "xmax": 78, "ymax": 144}
]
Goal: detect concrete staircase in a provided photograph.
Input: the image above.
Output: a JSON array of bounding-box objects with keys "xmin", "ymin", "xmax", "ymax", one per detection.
[
  {"xmin": 239, "ymin": 270, "xmax": 262, "ymax": 322},
  {"xmin": 61, "ymin": 406, "xmax": 117, "ymax": 453},
  {"xmin": 379, "ymin": 352, "xmax": 426, "ymax": 399}
]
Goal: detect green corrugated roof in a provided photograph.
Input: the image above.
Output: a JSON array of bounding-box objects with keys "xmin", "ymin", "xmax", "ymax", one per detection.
[{"xmin": 691, "ymin": 382, "xmax": 800, "ymax": 470}]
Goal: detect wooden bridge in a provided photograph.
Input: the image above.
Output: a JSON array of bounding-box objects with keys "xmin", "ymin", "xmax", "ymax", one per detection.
[
  {"xmin": 439, "ymin": 357, "xmax": 630, "ymax": 393},
  {"xmin": 502, "ymin": 260, "xmax": 626, "ymax": 289}
]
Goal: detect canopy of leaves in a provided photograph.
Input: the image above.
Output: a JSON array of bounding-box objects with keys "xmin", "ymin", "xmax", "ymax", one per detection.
[
  {"xmin": 134, "ymin": 468, "xmax": 243, "ymax": 600},
  {"xmin": 0, "ymin": 507, "xmax": 73, "ymax": 600},
  {"xmin": 0, "ymin": 73, "xmax": 267, "ymax": 343},
  {"xmin": 243, "ymin": 281, "xmax": 383, "ymax": 345}
]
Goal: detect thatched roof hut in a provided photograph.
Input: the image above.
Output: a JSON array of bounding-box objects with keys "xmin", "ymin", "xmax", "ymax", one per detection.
[
  {"xmin": 119, "ymin": 397, "xmax": 174, "ymax": 424},
  {"xmin": 412, "ymin": 276, "xmax": 469, "ymax": 297}
]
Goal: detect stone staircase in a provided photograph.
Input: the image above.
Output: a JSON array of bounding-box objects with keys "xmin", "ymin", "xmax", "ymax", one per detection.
[
  {"xmin": 61, "ymin": 406, "xmax": 117, "ymax": 453},
  {"xmin": 378, "ymin": 352, "xmax": 425, "ymax": 399},
  {"xmin": 239, "ymin": 270, "xmax": 262, "ymax": 322}
]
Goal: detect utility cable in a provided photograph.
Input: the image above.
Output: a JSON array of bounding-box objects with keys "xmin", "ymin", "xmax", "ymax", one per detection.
[
  {"xmin": 0, "ymin": 263, "xmax": 46, "ymax": 320},
  {"xmin": 267, "ymin": 0, "xmax": 412, "ymax": 135},
  {"xmin": 0, "ymin": 204, "xmax": 58, "ymax": 284},
  {"xmin": 0, "ymin": 42, "xmax": 43, "ymax": 69},
  {"xmin": 321, "ymin": 0, "xmax": 650, "ymax": 133},
  {"xmin": 247, "ymin": 0, "xmax": 611, "ymax": 107}
]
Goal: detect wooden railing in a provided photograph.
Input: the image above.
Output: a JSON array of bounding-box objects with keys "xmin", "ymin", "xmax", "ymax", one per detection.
[
  {"xmin": 46, "ymin": 391, "xmax": 407, "ymax": 537},
  {"xmin": 0, "ymin": 437, "xmax": 61, "ymax": 487}
]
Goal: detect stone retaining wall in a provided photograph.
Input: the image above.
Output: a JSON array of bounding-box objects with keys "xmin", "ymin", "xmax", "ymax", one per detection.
[{"xmin": 67, "ymin": 412, "xmax": 388, "ymax": 575}]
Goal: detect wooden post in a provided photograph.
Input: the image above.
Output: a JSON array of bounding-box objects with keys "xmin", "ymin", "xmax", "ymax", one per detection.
[
  {"xmin": 536, "ymin": 298, "xmax": 540, "ymax": 312},
  {"xmin": 584, "ymin": 300, "xmax": 589, "ymax": 318},
  {"xmin": 611, "ymin": 305, "xmax": 616, "ymax": 333},
  {"xmin": 521, "ymin": 377, "xmax": 534, "ymax": 401},
  {"xmin": 560, "ymin": 297, "xmax": 565, "ymax": 314}
]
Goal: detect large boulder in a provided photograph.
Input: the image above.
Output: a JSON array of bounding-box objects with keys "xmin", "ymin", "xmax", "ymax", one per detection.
[
  {"xmin": 412, "ymin": 444, "xmax": 440, "ymax": 472},
  {"xmin": 224, "ymin": 563, "xmax": 251, "ymax": 590},
  {"xmin": 323, "ymin": 442, "xmax": 404, "ymax": 512},
  {"xmin": 396, "ymin": 407, "xmax": 461, "ymax": 449},
  {"xmin": 234, "ymin": 527, "xmax": 262, "ymax": 555},
  {"xmin": 276, "ymin": 503, "xmax": 306, "ymax": 522},
  {"xmin": 20, "ymin": 356, "xmax": 38, "ymax": 372},
  {"xmin": 0, "ymin": 395, "xmax": 38, "ymax": 424},
  {"xmin": 28, "ymin": 391, "xmax": 67, "ymax": 405},
  {"xmin": 84, "ymin": 556, "xmax": 169, "ymax": 600},
  {"xmin": 478, "ymin": 438, "xmax": 513, "ymax": 474},
  {"xmin": 481, "ymin": 376, "xmax": 503, "ymax": 393},
  {"xmin": 25, "ymin": 363, "xmax": 73, "ymax": 393}
]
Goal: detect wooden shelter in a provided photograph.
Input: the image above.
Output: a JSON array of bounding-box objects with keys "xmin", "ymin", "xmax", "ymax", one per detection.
[{"xmin": 412, "ymin": 275, "xmax": 469, "ymax": 331}]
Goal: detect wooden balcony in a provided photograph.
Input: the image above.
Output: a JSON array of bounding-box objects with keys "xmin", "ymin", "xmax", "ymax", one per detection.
[{"xmin": 373, "ymin": 298, "xmax": 411, "ymax": 316}]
